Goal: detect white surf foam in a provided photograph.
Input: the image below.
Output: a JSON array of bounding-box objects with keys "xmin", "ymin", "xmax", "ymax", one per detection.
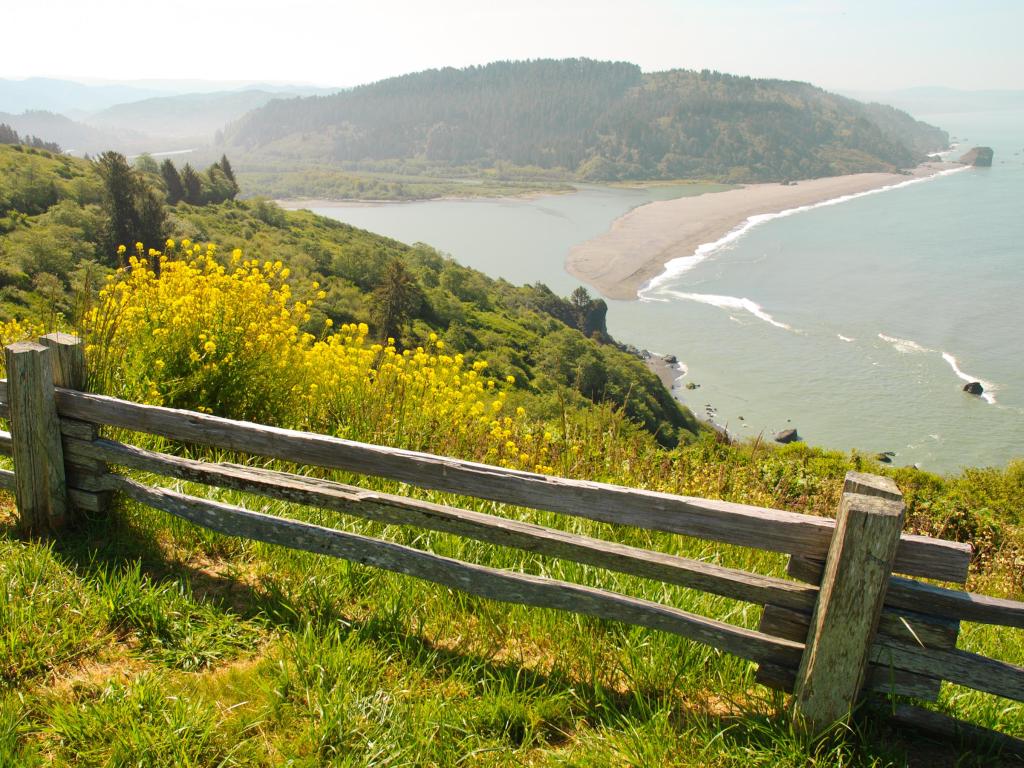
[
  {"xmin": 837, "ymin": 334, "xmax": 855, "ymax": 342},
  {"xmin": 878, "ymin": 333, "xmax": 932, "ymax": 354},
  {"xmin": 639, "ymin": 165, "xmax": 971, "ymax": 297},
  {"xmin": 663, "ymin": 291, "xmax": 792, "ymax": 330},
  {"xmin": 942, "ymin": 352, "xmax": 997, "ymax": 404}
]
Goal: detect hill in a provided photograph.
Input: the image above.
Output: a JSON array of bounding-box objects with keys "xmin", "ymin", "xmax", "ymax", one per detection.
[
  {"xmin": 85, "ymin": 88, "xmax": 339, "ymax": 142},
  {"xmin": 0, "ymin": 110, "xmax": 157, "ymax": 155},
  {"xmin": 223, "ymin": 59, "xmax": 948, "ymax": 184}
]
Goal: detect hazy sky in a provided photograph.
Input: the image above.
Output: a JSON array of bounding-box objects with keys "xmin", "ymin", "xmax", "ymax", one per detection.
[{"xmin": 4, "ymin": 0, "xmax": 1023, "ymax": 91}]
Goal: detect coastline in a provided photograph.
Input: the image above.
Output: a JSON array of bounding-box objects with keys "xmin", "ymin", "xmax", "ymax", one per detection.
[{"xmin": 566, "ymin": 160, "xmax": 963, "ymax": 301}]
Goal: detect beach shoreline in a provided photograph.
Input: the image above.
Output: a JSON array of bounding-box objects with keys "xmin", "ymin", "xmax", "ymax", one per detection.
[{"xmin": 566, "ymin": 161, "xmax": 964, "ymax": 301}]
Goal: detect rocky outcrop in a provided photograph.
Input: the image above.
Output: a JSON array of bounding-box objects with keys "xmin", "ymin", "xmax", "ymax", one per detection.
[
  {"xmin": 774, "ymin": 428, "xmax": 800, "ymax": 444},
  {"xmin": 963, "ymin": 381, "xmax": 984, "ymax": 396},
  {"xmin": 958, "ymin": 146, "xmax": 994, "ymax": 166}
]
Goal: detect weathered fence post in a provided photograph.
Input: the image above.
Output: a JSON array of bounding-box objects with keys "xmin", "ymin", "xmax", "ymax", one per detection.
[
  {"xmin": 4, "ymin": 341, "xmax": 67, "ymax": 535},
  {"xmin": 792, "ymin": 471, "xmax": 905, "ymax": 733},
  {"xmin": 38, "ymin": 333, "xmax": 111, "ymax": 516}
]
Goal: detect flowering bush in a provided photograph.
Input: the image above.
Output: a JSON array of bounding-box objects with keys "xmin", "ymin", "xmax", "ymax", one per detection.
[{"xmin": 83, "ymin": 243, "xmax": 554, "ymax": 471}]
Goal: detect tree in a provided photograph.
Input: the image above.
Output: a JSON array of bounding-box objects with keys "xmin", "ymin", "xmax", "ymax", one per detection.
[
  {"xmin": 180, "ymin": 163, "xmax": 202, "ymax": 205},
  {"xmin": 133, "ymin": 153, "xmax": 159, "ymax": 174},
  {"xmin": 95, "ymin": 151, "xmax": 166, "ymax": 261},
  {"xmin": 96, "ymin": 151, "xmax": 137, "ymax": 257},
  {"xmin": 160, "ymin": 159, "xmax": 185, "ymax": 204},
  {"xmin": 0, "ymin": 123, "xmax": 20, "ymax": 144},
  {"xmin": 218, "ymin": 154, "xmax": 237, "ymax": 185},
  {"xmin": 370, "ymin": 259, "xmax": 423, "ymax": 345},
  {"xmin": 215, "ymin": 154, "xmax": 239, "ymax": 200}
]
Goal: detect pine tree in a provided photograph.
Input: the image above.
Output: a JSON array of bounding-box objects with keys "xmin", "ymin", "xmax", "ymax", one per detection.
[
  {"xmin": 180, "ymin": 163, "xmax": 202, "ymax": 205},
  {"xmin": 217, "ymin": 154, "xmax": 239, "ymax": 200},
  {"xmin": 96, "ymin": 151, "xmax": 137, "ymax": 257},
  {"xmin": 218, "ymin": 154, "xmax": 237, "ymax": 184},
  {"xmin": 96, "ymin": 151, "xmax": 167, "ymax": 262},
  {"xmin": 160, "ymin": 159, "xmax": 185, "ymax": 204}
]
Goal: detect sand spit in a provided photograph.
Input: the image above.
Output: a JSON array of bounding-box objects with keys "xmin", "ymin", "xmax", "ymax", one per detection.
[{"xmin": 567, "ymin": 161, "xmax": 963, "ymax": 300}]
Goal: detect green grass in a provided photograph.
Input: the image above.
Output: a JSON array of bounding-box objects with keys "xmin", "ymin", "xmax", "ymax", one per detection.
[{"xmin": 2, "ymin": 456, "xmax": 1023, "ymax": 766}]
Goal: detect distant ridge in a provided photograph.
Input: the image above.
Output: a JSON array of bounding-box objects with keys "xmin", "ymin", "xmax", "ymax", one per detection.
[{"xmin": 223, "ymin": 59, "xmax": 949, "ymax": 183}]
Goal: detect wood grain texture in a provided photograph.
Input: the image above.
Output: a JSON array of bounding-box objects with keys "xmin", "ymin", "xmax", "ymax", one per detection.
[
  {"xmin": 872, "ymin": 639, "xmax": 1024, "ymax": 702},
  {"xmin": 760, "ymin": 603, "xmax": 959, "ymax": 651},
  {"xmin": 50, "ymin": 388, "xmax": 969, "ymax": 581},
  {"xmin": 39, "ymin": 335, "xmax": 109, "ymax": 516},
  {"xmin": 64, "ymin": 435, "xmax": 820, "ymax": 612},
  {"xmin": 5, "ymin": 343, "xmax": 67, "ymax": 534},
  {"xmin": 39, "ymin": 333, "xmax": 85, "ymax": 390},
  {"xmin": 792, "ymin": 482, "xmax": 906, "ymax": 731},
  {"xmin": 102, "ymin": 473, "xmax": 805, "ymax": 667},
  {"xmin": 884, "ymin": 577, "xmax": 1024, "ymax": 629},
  {"xmin": 794, "ymin": 557, "xmax": 1024, "ymax": 629}
]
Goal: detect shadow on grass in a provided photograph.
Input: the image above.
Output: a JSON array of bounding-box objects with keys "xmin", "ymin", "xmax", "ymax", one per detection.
[{"xmin": 3, "ymin": 499, "xmax": 1013, "ymax": 765}]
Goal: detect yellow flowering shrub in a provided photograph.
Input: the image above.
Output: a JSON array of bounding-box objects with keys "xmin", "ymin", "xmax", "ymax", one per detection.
[
  {"xmin": 83, "ymin": 245, "xmax": 554, "ymax": 471},
  {"xmin": 85, "ymin": 243, "xmax": 311, "ymax": 424},
  {"xmin": 0, "ymin": 318, "xmax": 48, "ymax": 376}
]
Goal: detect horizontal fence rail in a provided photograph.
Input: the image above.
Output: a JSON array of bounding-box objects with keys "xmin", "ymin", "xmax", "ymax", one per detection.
[
  {"xmin": 0, "ymin": 382, "xmax": 971, "ymax": 583},
  {"xmin": 1, "ymin": 331, "xmax": 1023, "ymax": 744}
]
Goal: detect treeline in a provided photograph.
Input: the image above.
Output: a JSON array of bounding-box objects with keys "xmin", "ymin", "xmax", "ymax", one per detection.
[
  {"xmin": 224, "ymin": 59, "xmax": 948, "ymax": 182},
  {"xmin": 0, "ymin": 122, "xmax": 61, "ymax": 153}
]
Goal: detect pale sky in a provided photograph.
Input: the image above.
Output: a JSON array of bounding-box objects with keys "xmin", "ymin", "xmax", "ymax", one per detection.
[{"xmin": 4, "ymin": 0, "xmax": 1023, "ymax": 92}]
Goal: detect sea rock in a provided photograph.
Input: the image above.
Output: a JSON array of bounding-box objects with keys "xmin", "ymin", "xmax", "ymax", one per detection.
[
  {"xmin": 663, "ymin": 354, "xmax": 678, "ymax": 365},
  {"xmin": 685, "ymin": 381, "xmax": 699, "ymax": 390},
  {"xmin": 958, "ymin": 146, "xmax": 994, "ymax": 167},
  {"xmin": 774, "ymin": 428, "xmax": 800, "ymax": 444},
  {"xmin": 875, "ymin": 453, "xmax": 893, "ymax": 464},
  {"xmin": 963, "ymin": 381, "xmax": 984, "ymax": 396}
]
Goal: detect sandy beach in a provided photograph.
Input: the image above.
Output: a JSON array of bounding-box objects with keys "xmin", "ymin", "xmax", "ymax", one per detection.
[{"xmin": 567, "ymin": 161, "xmax": 962, "ymax": 300}]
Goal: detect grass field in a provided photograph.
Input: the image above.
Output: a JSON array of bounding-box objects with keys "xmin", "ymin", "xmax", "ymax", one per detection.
[{"xmin": 2, "ymin": 447, "xmax": 1023, "ymax": 767}]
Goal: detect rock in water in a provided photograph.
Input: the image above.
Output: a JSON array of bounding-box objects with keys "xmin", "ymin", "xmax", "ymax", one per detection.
[
  {"xmin": 775, "ymin": 428, "xmax": 800, "ymax": 444},
  {"xmin": 958, "ymin": 146, "xmax": 994, "ymax": 166},
  {"xmin": 963, "ymin": 381, "xmax": 984, "ymax": 396}
]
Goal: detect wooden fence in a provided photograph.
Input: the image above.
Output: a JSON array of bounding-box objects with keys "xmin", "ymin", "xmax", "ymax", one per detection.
[{"xmin": 1, "ymin": 334, "xmax": 1023, "ymax": 737}]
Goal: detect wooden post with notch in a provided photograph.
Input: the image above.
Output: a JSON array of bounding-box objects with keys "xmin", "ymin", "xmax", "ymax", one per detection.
[
  {"xmin": 5, "ymin": 341, "xmax": 67, "ymax": 534},
  {"xmin": 792, "ymin": 471, "xmax": 905, "ymax": 733},
  {"xmin": 38, "ymin": 333, "xmax": 111, "ymax": 517}
]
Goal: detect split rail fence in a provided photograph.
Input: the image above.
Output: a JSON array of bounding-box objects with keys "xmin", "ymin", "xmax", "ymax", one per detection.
[{"xmin": 2, "ymin": 333, "xmax": 1024, "ymax": 735}]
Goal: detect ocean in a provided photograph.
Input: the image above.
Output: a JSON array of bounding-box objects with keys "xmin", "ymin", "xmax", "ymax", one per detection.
[{"xmin": 308, "ymin": 109, "xmax": 1023, "ymax": 474}]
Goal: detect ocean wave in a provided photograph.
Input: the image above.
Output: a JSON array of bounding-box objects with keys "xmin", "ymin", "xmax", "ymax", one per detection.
[
  {"xmin": 942, "ymin": 352, "xmax": 998, "ymax": 404},
  {"xmin": 640, "ymin": 165, "xmax": 971, "ymax": 297},
  {"xmin": 878, "ymin": 333, "xmax": 932, "ymax": 354},
  {"xmin": 663, "ymin": 291, "xmax": 792, "ymax": 330},
  {"xmin": 837, "ymin": 334, "xmax": 855, "ymax": 342}
]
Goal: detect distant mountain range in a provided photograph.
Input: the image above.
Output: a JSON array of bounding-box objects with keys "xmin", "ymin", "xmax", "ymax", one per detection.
[
  {"xmin": 222, "ymin": 59, "xmax": 948, "ymax": 183},
  {"xmin": 0, "ymin": 79, "xmax": 342, "ymax": 155},
  {"xmin": 0, "ymin": 77, "xmax": 339, "ymax": 116}
]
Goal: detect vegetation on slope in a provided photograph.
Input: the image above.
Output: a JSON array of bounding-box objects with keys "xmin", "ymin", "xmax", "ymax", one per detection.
[
  {"xmin": 0, "ymin": 142, "xmax": 700, "ymax": 447},
  {"xmin": 223, "ymin": 59, "xmax": 949, "ymax": 187}
]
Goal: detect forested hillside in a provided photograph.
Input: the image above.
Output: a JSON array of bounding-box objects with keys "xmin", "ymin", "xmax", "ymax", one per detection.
[
  {"xmin": 223, "ymin": 59, "xmax": 948, "ymax": 183},
  {"xmin": 0, "ymin": 143, "xmax": 700, "ymax": 446}
]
